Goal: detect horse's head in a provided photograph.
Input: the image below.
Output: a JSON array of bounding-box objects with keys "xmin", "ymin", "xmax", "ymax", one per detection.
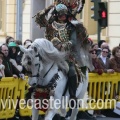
[
  {"xmin": 20, "ymin": 38, "xmax": 68, "ymax": 85},
  {"xmin": 20, "ymin": 45, "xmax": 43, "ymax": 85}
]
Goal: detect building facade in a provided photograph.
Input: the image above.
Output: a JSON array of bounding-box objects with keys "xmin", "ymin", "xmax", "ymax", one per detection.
[
  {"xmin": 0, "ymin": 0, "xmax": 120, "ymax": 49},
  {"xmin": 0, "ymin": 0, "xmax": 31, "ymax": 43},
  {"xmin": 108, "ymin": 0, "xmax": 120, "ymax": 48}
]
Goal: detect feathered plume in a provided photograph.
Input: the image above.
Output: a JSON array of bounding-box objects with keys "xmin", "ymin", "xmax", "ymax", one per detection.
[{"xmin": 54, "ymin": 0, "xmax": 85, "ymax": 16}]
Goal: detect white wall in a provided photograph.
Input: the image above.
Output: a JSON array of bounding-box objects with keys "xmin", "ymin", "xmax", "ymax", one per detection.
[
  {"xmin": 108, "ymin": 0, "xmax": 120, "ymax": 49},
  {"xmin": 22, "ymin": 0, "xmax": 31, "ymax": 41}
]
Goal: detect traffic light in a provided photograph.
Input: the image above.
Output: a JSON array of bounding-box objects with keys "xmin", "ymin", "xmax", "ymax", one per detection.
[
  {"xmin": 91, "ymin": 0, "xmax": 101, "ymax": 21},
  {"xmin": 98, "ymin": 2, "xmax": 108, "ymax": 27}
]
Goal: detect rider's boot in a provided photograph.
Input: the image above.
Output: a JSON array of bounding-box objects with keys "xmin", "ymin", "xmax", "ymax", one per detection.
[{"xmin": 68, "ymin": 75, "xmax": 77, "ymax": 107}]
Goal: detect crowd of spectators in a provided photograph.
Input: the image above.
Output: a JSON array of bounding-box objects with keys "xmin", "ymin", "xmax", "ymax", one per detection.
[
  {"xmin": 89, "ymin": 39, "xmax": 120, "ymax": 117},
  {"xmin": 0, "ymin": 36, "xmax": 120, "ymax": 77},
  {"xmin": 89, "ymin": 40, "xmax": 120, "ymax": 74},
  {"xmin": 1, "ymin": 36, "xmax": 119, "ymax": 77},
  {"xmin": 0, "ymin": 36, "xmax": 120, "ymax": 118},
  {"xmin": 0, "ymin": 36, "xmax": 32, "ymax": 79}
]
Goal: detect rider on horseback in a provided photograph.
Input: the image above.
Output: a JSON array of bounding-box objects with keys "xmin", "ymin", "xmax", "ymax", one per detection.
[{"xmin": 34, "ymin": 2, "xmax": 94, "ymax": 103}]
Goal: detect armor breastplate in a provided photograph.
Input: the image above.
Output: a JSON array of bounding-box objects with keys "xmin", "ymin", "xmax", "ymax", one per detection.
[{"xmin": 51, "ymin": 21, "xmax": 69, "ymax": 42}]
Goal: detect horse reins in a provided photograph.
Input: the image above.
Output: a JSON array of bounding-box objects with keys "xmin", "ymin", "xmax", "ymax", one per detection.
[
  {"xmin": 27, "ymin": 53, "xmax": 42, "ymax": 77},
  {"xmin": 29, "ymin": 53, "xmax": 55, "ymax": 79},
  {"xmin": 43, "ymin": 62, "xmax": 55, "ymax": 78}
]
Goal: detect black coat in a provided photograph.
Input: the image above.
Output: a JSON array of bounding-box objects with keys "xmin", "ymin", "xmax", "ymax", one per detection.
[{"xmin": 3, "ymin": 56, "xmax": 21, "ymax": 77}]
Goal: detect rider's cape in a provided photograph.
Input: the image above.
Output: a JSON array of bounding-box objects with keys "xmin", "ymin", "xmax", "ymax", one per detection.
[{"xmin": 70, "ymin": 21, "xmax": 94, "ymax": 71}]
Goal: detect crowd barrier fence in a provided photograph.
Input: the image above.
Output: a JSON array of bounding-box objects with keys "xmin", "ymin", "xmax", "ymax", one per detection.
[{"xmin": 0, "ymin": 73, "xmax": 120, "ymax": 119}]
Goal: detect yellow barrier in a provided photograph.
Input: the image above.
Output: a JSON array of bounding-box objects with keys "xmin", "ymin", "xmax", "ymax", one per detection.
[
  {"xmin": 0, "ymin": 73, "xmax": 120, "ymax": 119},
  {"xmin": 0, "ymin": 77, "xmax": 20, "ymax": 119},
  {"xmin": 82, "ymin": 73, "xmax": 120, "ymax": 110},
  {"xmin": 18, "ymin": 77, "xmax": 32, "ymax": 117}
]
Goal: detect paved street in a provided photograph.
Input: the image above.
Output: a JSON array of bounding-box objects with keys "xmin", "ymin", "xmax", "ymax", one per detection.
[
  {"xmin": 77, "ymin": 110, "xmax": 120, "ymax": 120},
  {"xmin": 97, "ymin": 117, "xmax": 119, "ymax": 120},
  {"xmin": 79, "ymin": 117, "xmax": 120, "ymax": 120}
]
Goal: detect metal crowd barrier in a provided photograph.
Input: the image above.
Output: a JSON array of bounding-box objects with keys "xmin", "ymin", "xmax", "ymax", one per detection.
[
  {"xmin": 0, "ymin": 73, "xmax": 120, "ymax": 119},
  {"xmin": 18, "ymin": 77, "xmax": 32, "ymax": 117},
  {"xmin": 0, "ymin": 77, "xmax": 19, "ymax": 119},
  {"xmin": 85, "ymin": 73, "xmax": 120, "ymax": 110}
]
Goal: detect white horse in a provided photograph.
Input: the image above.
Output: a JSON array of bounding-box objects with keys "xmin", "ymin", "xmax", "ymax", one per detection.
[{"xmin": 20, "ymin": 38, "xmax": 88, "ymax": 120}]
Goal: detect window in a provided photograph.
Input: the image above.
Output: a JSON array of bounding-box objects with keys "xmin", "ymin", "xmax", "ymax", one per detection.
[{"xmin": 0, "ymin": 0, "xmax": 5, "ymax": 34}]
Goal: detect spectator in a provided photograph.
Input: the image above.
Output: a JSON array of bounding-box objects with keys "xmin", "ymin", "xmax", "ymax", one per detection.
[
  {"xmin": 98, "ymin": 47, "xmax": 114, "ymax": 73},
  {"xmin": 8, "ymin": 42, "xmax": 19, "ymax": 60},
  {"xmin": 8, "ymin": 42, "xmax": 22, "ymax": 72},
  {"xmin": 23, "ymin": 39, "xmax": 32, "ymax": 48},
  {"xmin": 5, "ymin": 36, "xmax": 15, "ymax": 45},
  {"xmin": 89, "ymin": 49, "xmax": 105, "ymax": 117},
  {"xmin": 110, "ymin": 46, "xmax": 120, "ymax": 72},
  {"xmin": 0, "ymin": 44, "xmax": 21, "ymax": 77},
  {"xmin": 101, "ymin": 42, "xmax": 109, "ymax": 49},
  {"xmin": 15, "ymin": 40, "xmax": 22, "ymax": 45},
  {"xmin": 101, "ymin": 42, "xmax": 111, "ymax": 58},
  {"xmin": 0, "ymin": 52, "xmax": 5, "ymax": 77},
  {"xmin": 97, "ymin": 40, "xmax": 106, "ymax": 57},
  {"xmin": 15, "ymin": 40, "xmax": 24, "ymax": 68},
  {"xmin": 17, "ymin": 39, "xmax": 32, "ymax": 75},
  {"xmin": 109, "ymin": 46, "xmax": 120, "ymax": 101},
  {"xmin": 97, "ymin": 47, "xmax": 119, "ymax": 118},
  {"xmin": 89, "ymin": 49, "xmax": 103, "ymax": 75},
  {"xmin": 98, "ymin": 40, "xmax": 106, "ymax": 48},
  {"xmin": 91, "ymin": 43, "xmax": 98, "ymax": 50},
  {"xmin": 91, "ymin": 43, "xmax": 102, "ymax": 56}
]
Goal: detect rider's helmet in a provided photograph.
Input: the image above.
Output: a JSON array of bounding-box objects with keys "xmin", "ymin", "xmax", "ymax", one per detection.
[{"xmin": 55, "ymin": 4, "xmax": 68, "ymax": 16}]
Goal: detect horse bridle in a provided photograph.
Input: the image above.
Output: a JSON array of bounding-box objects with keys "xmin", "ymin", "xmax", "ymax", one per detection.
[
  {"xmin": 26, "ymin": 53, "xmax": 42, "ymax": 77},
  {"xmin": 28, "ymin": 53, "xmax": 55, "ymax": 79}
]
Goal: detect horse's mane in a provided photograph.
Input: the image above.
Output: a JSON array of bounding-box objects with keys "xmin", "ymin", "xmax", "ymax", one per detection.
[
  {"xmin": 31, "ymin": 38, "xmax": 68, "ymax": 73},
  {"xmin": 32, "ymin": 38, "xmax": 66, "ymax": 62}
]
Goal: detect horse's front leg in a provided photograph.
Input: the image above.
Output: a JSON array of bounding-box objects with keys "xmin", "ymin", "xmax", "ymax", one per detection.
[
  {"xmin": 45, "ymin": 110, "xmax": 56, "ymax": 120},
  {"xmin": 45, "ymin": 97, "xmax": 60, "ymax": 120},
  {"xmin": 31, "ymin": 93, "xmax": 39, "ymax": 120},
  {"xmin": 32, "ymin": 106, "xmax": 39, "ymax": 120}
]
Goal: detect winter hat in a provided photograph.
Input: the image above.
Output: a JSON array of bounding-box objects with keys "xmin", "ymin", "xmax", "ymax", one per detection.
[{"xmin": 8, "ymin": 42, "xmax": 17, "ymax": 47}]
